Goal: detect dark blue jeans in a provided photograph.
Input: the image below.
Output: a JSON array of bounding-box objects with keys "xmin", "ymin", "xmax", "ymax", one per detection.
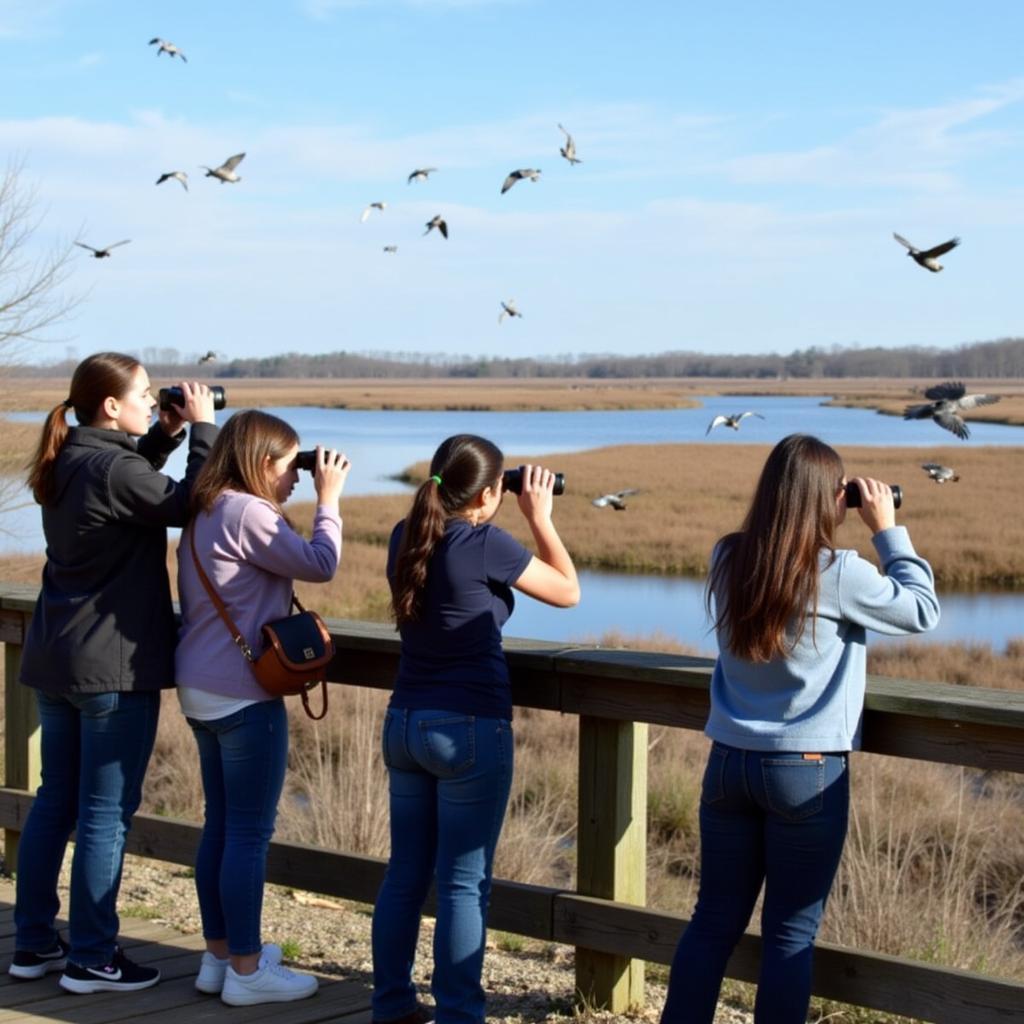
[
  {"xmin": 661, "ymin": 742, "xmax": 850, "ymax": 1024},
  {"xmin": 14, "ymin": 689, "xmax": 160, "ymax": 966},
  {"xmin": 371, "ymin": 708, "xmax": 514, "ymax": 1024},
  {"xmin": 187, "ymin": 699, "xmax": 288, "ymax": 956}
]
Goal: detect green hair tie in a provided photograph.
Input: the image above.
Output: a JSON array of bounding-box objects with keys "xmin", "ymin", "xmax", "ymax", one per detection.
[{"xmin": 430, "ymin": 474, "xmax": 442, "ymax": 486}]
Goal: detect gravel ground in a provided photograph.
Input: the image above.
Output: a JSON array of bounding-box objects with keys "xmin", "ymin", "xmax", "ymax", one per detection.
[{"xmin": 104, "ymin": 853, "xmax": 755, "ymax": 1024}]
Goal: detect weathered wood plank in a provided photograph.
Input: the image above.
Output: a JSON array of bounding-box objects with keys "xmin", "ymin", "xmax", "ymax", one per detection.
[{"xmin": 3, "ymin": 635, "xmax": 38, "ymax": 874}]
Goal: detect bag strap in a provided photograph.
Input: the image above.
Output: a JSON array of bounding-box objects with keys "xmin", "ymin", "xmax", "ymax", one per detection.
[{"xmin": 301, "ymin": 680, "xmax": 329, "ymax": 720}]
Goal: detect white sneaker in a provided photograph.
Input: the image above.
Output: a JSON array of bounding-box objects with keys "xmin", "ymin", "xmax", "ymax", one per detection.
[
  {"xmin": 195, "ymin": 943, "xmax": 283, "ymax": 994},
  {"xmin": 220, "ymin": 957, "xmax": 318, "ymax": 1006}
]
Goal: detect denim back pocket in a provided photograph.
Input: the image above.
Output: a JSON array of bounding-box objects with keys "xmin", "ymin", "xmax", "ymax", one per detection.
[
  {"xmin": 761, "ymin": 757, "xmax": 825, "ymax": 821},
  {"xmin": 418, "ymin": 715, "xmax": 476, "ymax": 777},
  {"xmin": 381, "ymin": 708, "xmax": 398, "ymax": 770},
  {"xmin": 701, "ymin": 743, "xmax": 729, "ymax": 806}
]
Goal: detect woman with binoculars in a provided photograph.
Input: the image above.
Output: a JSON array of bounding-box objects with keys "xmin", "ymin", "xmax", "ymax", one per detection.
[{"xmin": 371, "ymin": 434, "xmax": 579, "ymax": 1024}]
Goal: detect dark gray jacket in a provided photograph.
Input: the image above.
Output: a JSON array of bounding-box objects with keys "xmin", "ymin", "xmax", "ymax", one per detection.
[{"xmin": 19, "ymin": 421, "xmax": 219, "ymax": 694}]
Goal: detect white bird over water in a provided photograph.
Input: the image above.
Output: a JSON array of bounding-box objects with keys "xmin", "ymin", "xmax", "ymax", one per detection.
[
  {"xmin": 360, "ymin": 202, "xmax": 387, "ymax": 223},
  {"xmin": 149, "ymin": 38, "xmax": 187, "ymax": 61},
  {"xmin": 592, "ymin": 489, "xmax": 640, "ymax": 511},
  {"xmin": 156, "ymin": 171, "xmax": 188, "ymax": 191},
  {"xmin": 921, "ymin": 463, "xmax": 960, "ymax": 484},
  {"xmin": 706, "ymin": 411, "xmax": 764, "ymax": 436},
  {"xmin": 74, "ymin": 240, "xmax": 131, "ymax": 259},
  {"xmin": 903, "ymin": 381, "xmax": 1000, "ymax": 440},
  {"xmin": 501, "ymin": 168, "xmax": 541, "ymax": 194},
  {"xmin": 498, "ymin": 300, "xmax": 522, "ymax": 324},
  {"xmin": 892, "ymin": 232, "xmax": 961, "ymax": 273},
  {"xmin": 407, "ymin": 167, "xmax": 437, "ymax": 184},
  {"xmin": 424, "ymin": 215, "xmax": 448, "ymax": 239},
  {"xmin": 558, "ymin": 124, "xmax": 582, "ymax": 165},
  {"xmin": 202, "ymin": 153, "xmax": 245, "ymax": 183}
]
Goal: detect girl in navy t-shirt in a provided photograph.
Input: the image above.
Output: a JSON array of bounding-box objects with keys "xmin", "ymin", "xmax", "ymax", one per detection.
[{"xmin": 371, "ymin": 434, "xmax": 579, "ymax": 1024}]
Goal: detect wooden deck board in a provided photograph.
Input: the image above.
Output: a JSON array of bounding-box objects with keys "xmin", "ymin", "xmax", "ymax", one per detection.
[{"xmin": 0, "ymin": 881, "xmax": 372, "ymax": 1023}]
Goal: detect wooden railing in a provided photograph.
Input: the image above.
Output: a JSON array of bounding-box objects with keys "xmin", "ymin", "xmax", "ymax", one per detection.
[{"xmin": 3, "ymin": 581, "xmax": 1024, "ymax": 1022}]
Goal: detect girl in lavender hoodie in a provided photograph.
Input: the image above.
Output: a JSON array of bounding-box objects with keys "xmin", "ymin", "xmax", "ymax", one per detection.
[{"xmin": 175, "ymin": 411, "xmax": 350, "ymax": 1007}]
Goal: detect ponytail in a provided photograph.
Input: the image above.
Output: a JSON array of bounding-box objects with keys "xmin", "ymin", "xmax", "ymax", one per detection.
[
  {"xmin": 391, "ymin": 434, "xmax": 504, "ymax": 625},
  {"xmin": 26, "ymin": 403, "xmax": 72, "ymax": 505}
]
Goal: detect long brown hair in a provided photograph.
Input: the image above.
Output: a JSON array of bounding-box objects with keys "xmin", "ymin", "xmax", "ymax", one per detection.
[
  {"xmin": 26, "ymin": 351, "xmax": 142, "ymax": 506},
  {"xmin": 391, "ymin": 434, "xmax": 504, "ymax": 626},
  {"xmin": 708, "ymin": 434, "xmax": 845, "ymax": 663},
  {"xmin": 190, "ymin": 410, "xmax": 299, "ymax": 516}
]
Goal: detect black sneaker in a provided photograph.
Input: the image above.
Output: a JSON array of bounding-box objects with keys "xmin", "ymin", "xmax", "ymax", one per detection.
[
  {"xmin": 59, "ymin": 946, "xmax": 161, "ymax": 994},
  {"xmin": 8, "ymin": 937, "xmax": 70, "ymax": 980}
]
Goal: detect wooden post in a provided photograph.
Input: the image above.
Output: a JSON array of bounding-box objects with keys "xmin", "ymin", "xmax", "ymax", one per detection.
[
  {"xmin": 576, "ymin": 714, "xmax": 647, "ymax": 1012},
  {"xmin": 3, "ymin": 614, "xmax": 40, "ymax": 874}
]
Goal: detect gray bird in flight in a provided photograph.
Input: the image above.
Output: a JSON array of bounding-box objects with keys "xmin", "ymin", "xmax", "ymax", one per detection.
[
  {"xmin": 592, "ymin": 489, "xmax": 640, "ymax": 511},
  {"xmin": 360, "ymin": 201, "xmax": 387, "ymax": 223},
  {"xmin": 921, "ymin": 463, "xmax": 960, "ymax": 484},
  {"xmin": 893, "ymin": 232, "xmax": 961, "ymax": 272},
  {"xmin": 407, "ymin": 167, "xmax": 437, "ymax": 184},
  {"xmin": 904, "ymin": 381, "xmax": 1000, "ymax": 440},
  {"xmin": 75, "ymin": 240, "xmax": 131, "ymax": 259},
  {"xmin": 156, "ymin": 171, "xmax": 188, "ymax": 191},
  {"xmin": 424, "ymin": 216, "xmax": 448, "ymax": 239},
  {"xmin": 558, "ymin": 124, "xmax": 582, "ymax": 165},
  {"xmin": 202, "ymin": 153, "xmax": 245, "ymax": 183},
  {"xmin": 198, "ymin": 350, "xmax": 219, "ymax": 364},
  {"xmin": 501, "ymin": 168, "xmax": 542, "ymax": 194},
  {"xmin": 149, "ymin": 38, "xmax": 186, "ymax": 61},
  {"xmin": 383, "ymin": 245, "xmax": 398, "ymax": 254},
  {"xmin": 498, "ymin": 300, "xmax": 522, "ymax": 324},
  {"xmin": 706, "ymin": 411, "xmax": 764, "ymax": 435}
]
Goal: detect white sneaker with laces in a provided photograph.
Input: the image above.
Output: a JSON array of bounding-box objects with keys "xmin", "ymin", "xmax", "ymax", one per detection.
[
  {"xmin": 195, "ymin": 943, "xmax": 282, "ymax": 994},
  {"xmin": 220, "ymin": 955, "xmax": 318, "ymax": 1006}
]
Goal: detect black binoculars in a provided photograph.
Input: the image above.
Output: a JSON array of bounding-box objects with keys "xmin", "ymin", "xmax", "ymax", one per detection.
[
  {"xmin": 295, "ymin": 450, "xmax": 317, "ymax": 472},
  {"xmin": 845, "ymin": 481, "xmax": 902, "ymax": 510},
  {"xmin": 502, "ymin": 467, "xmax": 565, "ymax": 496},
  {"xmin": 158, "ymin": 385, "xmax": 227, "ymax": 411}
]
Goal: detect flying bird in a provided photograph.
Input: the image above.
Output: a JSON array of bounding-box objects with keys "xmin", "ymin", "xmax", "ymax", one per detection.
[
  {"xmin": 558, "ymin": 124, "xmax": 582, "ymax": 165},
  {"xmin": 202, "ymin": 152, "xmax": 245, "ymax": 183},
  {"xmin": 892, "ymin": 232, "xmax": 961, "ymax": 273},
  {"xmin": 424, "ymin": 215, "xmax": 448, "ymax": 239},
  {"xmin": 706, "ymin": 412, "xmax": 764, "ymax": 435},
  {"xmin": 149, "ymin": 38, "xmax": 186, "ymax": 61},
  {"xmin": 921, "ymin": 463, "xmax": 960, "ymax": 484},
  {"xmin": 74, "ymin": 240, "xmax": 131, "ymax": 259},
  {"xmin": 592, "ymin": 489, "xmax": 640, "ymax": 511},
  {"xmin": 498, "ymin": 300, "xmax": 522, "ymax": 324},
  {"xmin": 360, "ymin": 201, "xmax": 387, "ymax": 223},
  {"xmin": 407, "ymin": 167, "xmax": 437, "ymax": 184},
  {"xmin": 156, "ymin": 171, "xmax": 188, "ymax": 191},
  {"xmin": 198, "ymin": 351, "xmax": 219, "ymax": 364},
  {"xmin": 903, "ymin": 381, "xmax": 1000, "ymax": 440},
  {"xmin": 501, "ymin": 168, "xmax": 542, "ymax": 194},
  {"xmin": 383, "ymin": 245, "xmax": 398, "ymax": 254}
]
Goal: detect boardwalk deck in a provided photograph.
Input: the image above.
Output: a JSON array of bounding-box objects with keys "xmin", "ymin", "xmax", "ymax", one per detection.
[{"xmin": 0, "ymin": 880, "xmax": 373, "ymax": 1023}]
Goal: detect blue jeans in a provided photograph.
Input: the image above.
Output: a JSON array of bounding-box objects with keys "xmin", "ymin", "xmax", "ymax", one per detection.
[
  {"xmin": 371, "ymin": 708, "xmax": 514, "ymax": 1024},
  {"xmin": 188, "ymin": 699, "xmax": 288, "ymax": 955},
  {"xmin": 14, "ymin": 689, "xmax": 160, "ymax": 966},
  {"xmin": 661, "ymin": 742, "xmax": 850, "ymax": 1024}
]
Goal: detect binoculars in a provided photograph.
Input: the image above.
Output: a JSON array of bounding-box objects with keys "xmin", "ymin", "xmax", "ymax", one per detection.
[
  {"xmin": 158, "ymin": 385, "xmax": 227, "ymax": 411},
  {"xmin": 295, "ymin": 450, "xmax": 318, "ymax": 472},
  {"xmin": 502, "ymin": 467, "xmax": 565, "ymax": 496},
  {"xmin": 845, "ymin": 481, "xmax": 902, "ymax": 509}
]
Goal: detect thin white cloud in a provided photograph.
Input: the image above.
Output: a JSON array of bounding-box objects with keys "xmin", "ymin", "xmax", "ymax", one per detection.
[{"xmin": 302, "ymin": 0, "xmax": 521, "ymax": 18}]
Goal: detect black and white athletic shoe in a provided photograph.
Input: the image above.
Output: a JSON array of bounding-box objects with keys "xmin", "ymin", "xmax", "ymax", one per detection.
[
  {"xmin": 9, "ymin": 937, "xmax": 70, "ymax": 980},
  {"xmin": 59, "ymin": 946, "xmax": 160, "ymax": 993}
]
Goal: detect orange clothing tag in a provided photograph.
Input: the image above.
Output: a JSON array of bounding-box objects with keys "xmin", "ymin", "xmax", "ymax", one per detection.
[{"xmin": 802, "ymin": 753, "xmax": 823, "ymax": 761}]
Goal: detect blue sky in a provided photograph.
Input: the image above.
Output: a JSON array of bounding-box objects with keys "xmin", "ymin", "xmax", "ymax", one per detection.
[{"xmin": 4, "ymin": 0, "xmax": 1024, "ymax": 361}]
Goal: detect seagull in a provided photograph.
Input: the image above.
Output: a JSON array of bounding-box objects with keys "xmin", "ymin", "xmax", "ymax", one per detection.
[
  {"xmin": 424, "ymin": 215, "xmax": 448, "ymax": 239},
  {"xmin": 407, "ymin": 167, "xmax": 437, "ymax": 184},
  {"xmin": 360, "ymin": 201, "xmax": 387, "ymax": 223},
  {"xmin": 501, "ymin": 168, "xmax": 542, "ymax": 194},
  {"xmin": 921, "ymin": 463, "xmax": 960, "ymax": 484},
  {"xmin": 202, "ymin": 152, "xmax": 245, "ymax": 183},
  {"xmin": 592, "ymin": 489, "xmax": 640, "ymax": 511},
  {"xmin": 498, "ymin": 300, "xmax": 522, "ymax": 324},
  {"xmin": 383, "ymin": 245, "xmax": 398, "ymax": 254},
  {"xmin": 149, "ymin": 38, "xmax": 186, "ymax": 61},
  {"xmin": 198, "ymin": 351, "xmax": 219, "ymax": 364},
  {"xmin": 74, "ymin": 240, "xmax": 131, "ymax": 259},
  {"xmin": 706, "ymin": 412, "xmax": 764, "ymax": 435},
  {"xmin": 903, "ymin": 381, "xmax": 1000, "ymax": 440},
  {"xmin": 156, "ymin": 171, "xmax": 188, "ymax": 191},
  {"xmin": 558, "ymin": 124, "xmax": 582, "ymax": 165},
  {"xmin": 892, "ymin": 233, "xmax": 961, "ymax": 273}
]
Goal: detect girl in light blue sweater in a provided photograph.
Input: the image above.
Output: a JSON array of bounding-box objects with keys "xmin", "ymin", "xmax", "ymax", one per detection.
[{"xmin": 661, "ymin": 434, "xmax": 939, "ymax": 1024}]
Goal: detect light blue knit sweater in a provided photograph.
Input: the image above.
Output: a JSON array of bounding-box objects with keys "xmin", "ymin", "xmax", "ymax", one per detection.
[{"xmin": 705, "ymin": 526, "xmax": 940, "ymax": 752}]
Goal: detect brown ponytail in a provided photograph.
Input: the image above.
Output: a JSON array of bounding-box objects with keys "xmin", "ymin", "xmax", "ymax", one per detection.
[
  {"xmin": 25, "ymin": 351, "xmax": 141, "ymax": 506},
  {"xmin": 391, "ymin": 434, "xmax": 504, "ymax": 625}
]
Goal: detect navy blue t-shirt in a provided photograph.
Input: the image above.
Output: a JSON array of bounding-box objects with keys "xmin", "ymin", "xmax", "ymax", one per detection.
[{"xmin": 386, "ymin": 517, "xmax": 533, "ymax": 720}]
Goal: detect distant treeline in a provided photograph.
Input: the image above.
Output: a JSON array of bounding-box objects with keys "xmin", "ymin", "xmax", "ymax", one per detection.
[{"xmin": 15, "ymin": 337, "xmax": 1024, "ymax": 379}]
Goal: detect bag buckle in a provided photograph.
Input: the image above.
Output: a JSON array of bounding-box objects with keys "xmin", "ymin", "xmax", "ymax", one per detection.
[{"xmin": 235, "ymin": 635, "xmax": 256, "ymax": 662}]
